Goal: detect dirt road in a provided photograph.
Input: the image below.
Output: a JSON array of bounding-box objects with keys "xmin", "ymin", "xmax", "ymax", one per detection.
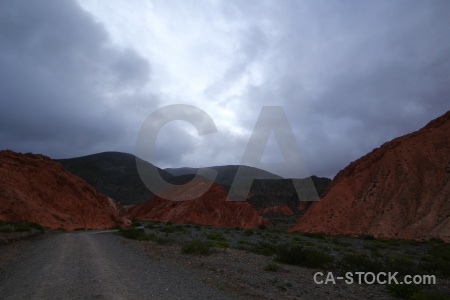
[{"xmin": 0, "ymin": 232, "xmax": 231, "ymax": 300}]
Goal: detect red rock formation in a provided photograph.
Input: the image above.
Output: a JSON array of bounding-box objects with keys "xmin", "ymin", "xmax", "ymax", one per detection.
[
  {"xmin": 128, "ymin": 179, "xmax": 267, "ymax": 228},
  {"xmin": 0, "ymin": 150, "xmax": 129, "ymax": 230},
  {"xmin": 261, "ymin": 205, "xmax": 294, "ymax": 215},
  {"xmin": 290, "ymin": 111, "xmax": 450, "ymax": 242}
]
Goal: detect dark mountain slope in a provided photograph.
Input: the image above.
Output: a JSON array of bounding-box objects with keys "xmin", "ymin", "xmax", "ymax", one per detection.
[{"xmin": 56, "ymin": 152, "xmax": 172, "ymax": 205}]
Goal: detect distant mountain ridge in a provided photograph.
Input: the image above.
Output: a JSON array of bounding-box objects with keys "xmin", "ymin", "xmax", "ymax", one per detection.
[
  {"xmin": 56, "ymin": 152, "xmax": 332, "ymax": 227},
  {"xmin": 57, "ymin": 152, "xmax": 172, "ymax": 205},
  {"xmin": 165, "ymin": 165, "xmax": 284, "ymax": 188}
]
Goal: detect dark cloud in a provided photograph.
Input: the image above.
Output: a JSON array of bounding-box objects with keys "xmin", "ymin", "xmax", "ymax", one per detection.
[
  {"xmin": 1, "ymin": 0, "xmax": 449, "ymax": 179},
  {"xmin": 0, "ymin": 0, "xmax": 155, "ymax": 158},
  {"xmin": 229, "ymin": 0, "xmax": 450, "ymax": 177}
]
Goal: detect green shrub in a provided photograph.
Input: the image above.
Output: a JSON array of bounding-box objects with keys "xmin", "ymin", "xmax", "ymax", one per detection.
[
  {"xmin": 420, "ymin": 243, "xmax": 450, "ymax": 277},
  {"xmin": 207, "ymin": 232, "xmax": 226, "ymax": 241},
  {"xmin": 243, "ymin": 229, "xmax": 254, "ymax": 236},
  {"xmin": 340, "ymin": 253, "xmax": 383, "ymax": 273},
  {"xmin": 258, "ymin": 224, "xmax": 267, "ymax": 230},
  {"xmin": 155, "ymin": 236, "xmax": 174, "ymax": 245},
  {"xmin": 249, "ymin": 241, "xmax": 278, "ymax": 256},
  {"xmin": 303, "ymin": 232, "xmax": 326, "ymax": 239},
  {"xmin": 181, "ymin": 239, "xmax": 213, "ymax": 256},
  {"xmin": 264, "ymin": 262, "xmax": 279, "ymax": 272},
  {"xmin": 238, "ymin": 240, "xmax": 256, "ymax": 247},
  {"xmin": 275, "ymin": 244, "xmax": 334, "ymax": 268},
  {"xmin": 410, "ymin": 290, "xmax": 450, "ymax": 300},
  {"xmin": 386, "ymin": 283, "xmax": 421, "ymax": 299},
  {"xmin": 117, "ymin": 228, "xmax": 147, "ymax": 240},
  {"xmin": 0, "ymin": 221, "xmax": 45, "ymax": 233}
]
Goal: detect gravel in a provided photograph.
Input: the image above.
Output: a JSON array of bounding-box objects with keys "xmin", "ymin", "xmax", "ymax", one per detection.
[{"xmin": 0, "ymin": 231, "xmax": 232, "ymax": 300}]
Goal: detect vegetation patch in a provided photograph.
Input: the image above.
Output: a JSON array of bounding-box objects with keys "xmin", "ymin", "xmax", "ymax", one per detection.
[
  {"xmin": 275, "ymin": 243, "xmax": 334, "ymax": 269},
  {"xmin": 264, "ymin": 262, "xmax": 279, "ymax": 272},
  {"xmin": 116, "ymin": 227, "xmax": 153, "ymax": 241},
  {"xmin": 0, "ymin": 220, "xmax": 45, "ymax": 233},
  {"xmin": 421, "ymin": 243, "xmax": 450, "ymax": 277},
  {"xmin": 181, "ymin": 239, "xmax": 213, "ymax": 256}
]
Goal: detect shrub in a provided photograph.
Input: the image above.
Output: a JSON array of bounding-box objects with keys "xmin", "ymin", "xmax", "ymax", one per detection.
[
  {"xmin": 207, "ymin": 232, "xmax": 226, "ymax": 241},
  {"xmin": 340, "ymin": 253, "xmax": 383, "ymax": 273},
  {"xmin": 264, "ymin": 262, "xmax": 279, "ymax": 272},
  {"xmin": 0, "ymin": 221, "xmax": 45, "ymax": 233},
  {"xmin": 181, "ymin": 239, "xmax": 213, "ymax": 256},
  {"xmin": 243, "ymin": 229, "xmax": 254, "ymax": 236},
  {"xmin": 249, "ymin": 241, "xmax": 278, "ymax": 256},
  {"xmin": 275, "ymin": 244, "xmax": 334, "ymax": 269},
  {"xmin": 258, "ymin": 224, "xmax": 267, "ymax": 230},
  {"xmin": 420, "ymin": 243, "xmax": 450, "ymax": 277},
  {"xmin": 386, "ymin": 283, "xmax": 421, "ymax": 299},
  {"xmin": 303, "ymin": 232, "xmax": 326, "ymax": 239},
  {"xmin": 117, "ymin": 228, "xmax": 147, "ymax": 240},
  {"xmin": 361, "ymin": 234, "xmax": 375, "ymax": 240},
  {"xmin": 155, "ymin": 236, "xmax": 174, "ymax": 245}
]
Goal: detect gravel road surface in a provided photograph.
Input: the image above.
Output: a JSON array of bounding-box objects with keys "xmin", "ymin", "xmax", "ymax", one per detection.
[{"xmin": 0, "ymin": 232, "xmax": 231, "ymax": 300}]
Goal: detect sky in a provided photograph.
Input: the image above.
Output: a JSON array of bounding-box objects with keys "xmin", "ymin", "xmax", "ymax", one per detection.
[{"xmin": 1, "ymin": 0, "xmax": 449, "ymax": 179}]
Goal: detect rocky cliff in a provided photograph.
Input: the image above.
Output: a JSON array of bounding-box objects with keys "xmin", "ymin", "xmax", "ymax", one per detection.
[
  {"xmin": 289, "ymin": 111, "xmax": 450, "ymax": 242},
  {"xmin": 128, "ymin": 179, "xmax": 267, "ymax": 228},
  {"xmin": 0, "ymin": 150, "xmax": 128, "ymax": 230}
]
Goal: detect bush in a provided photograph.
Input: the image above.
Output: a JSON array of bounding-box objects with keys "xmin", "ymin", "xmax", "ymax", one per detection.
[
  {"xmin": 275, "ymin": 244, "xmax": 334, "ymax": 268},
  {"xmin": 0, "ymin": 221, "xmax": 45, "ymax": 233},
  {"xmin": 207, "ymin": 232, "xmax": 226, "ymax": 241},
  {"xmin": 258, "ymin": 224, "xmax": 267, "ymax": 230},
  {"xmin": 248, "ymin": 241, "xmax": 278, "ymax": 256},
  {"xmin": 303, "ymin": 232, "xmax": 326, "ymax": 239},
  {"xmin": 117, "ymin": 228, "xmax": 147, "ymax": 240},
  {"xmin": 243, "ymin": 229, "xmax": 254, "ymax": 236},
  {"xmin": 340, "ymin": 253, "xmax": 383, "ymax": 273},
  {"xmin": 386, "ymin": 283, "xmax": 421, "ymax": 299},
  {"xmin": 155, "ymin": 236, "xmax": 174, "ymax": 245},
  {"xmin": 264, "ymin": 262, "xmax": 279, "ymax": 272},
  {"xmin": 420, "ymin": 243, "xmax": 450, "ymax": 277},
  {"xmin": 181, "ymin": 239, "xmax": 213, "ymax": 256}
]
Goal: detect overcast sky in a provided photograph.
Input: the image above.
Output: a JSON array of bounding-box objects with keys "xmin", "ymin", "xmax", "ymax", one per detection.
[{"xmin": 1, "ymin": 0, "xmax": 449, "ymax": 178}]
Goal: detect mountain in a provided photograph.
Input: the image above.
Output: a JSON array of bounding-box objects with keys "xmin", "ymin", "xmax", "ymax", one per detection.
[
  {"xmin": 56, "ymin": 152, "xmax": 174, "ymax": 205},
  {"xmin": 247, "ymin": 176, "xmax": 332, "ymax": 214},
  {"xmin": 0, "ymin": 150, "xmax": 128, "ymax": 230},
  {"xmin": 165, "ymin": 165, "xmax": 284, "ymax": 187},
  {"xmin": 128, "ymin": 179, "xmax": 266, "ymax": 228},
  {"xmin": 289, "ymin": 111, "xmax": 450, "ymax": 242},
  {"xmin": 165, "ymin": 166, "xmax": 331, "ymax": 221}
]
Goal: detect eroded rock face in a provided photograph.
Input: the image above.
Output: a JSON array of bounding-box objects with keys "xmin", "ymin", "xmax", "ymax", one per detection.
[
  {"xmin": 260, "ymin": 205, "xmax": 294, "ymax": 215},
  {"xmin": 128, "ymin": 179, "xmax": 267, "ymax": 228},
  {"xmin": 290, "ymin": 111, "xmax": 450, "ymax": 242},
  {"xmin": 0, "ymin": 150, "xmax": 128, "ymax": 230}
]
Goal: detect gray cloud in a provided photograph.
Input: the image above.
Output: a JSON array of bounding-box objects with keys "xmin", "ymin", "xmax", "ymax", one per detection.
[
  {"xmin": 0, "ymin": 0, "xmax": 155, "ymax": 158},
  {"xmin": 1, "ymin": 0, "xmax": 449, "ymax": 179}
]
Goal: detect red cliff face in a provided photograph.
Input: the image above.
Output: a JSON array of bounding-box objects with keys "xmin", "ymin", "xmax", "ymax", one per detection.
[
  {"xmin": 261, "ymin": 205, "xmax": 294, "ymax": 215},
  {"xmin": 0, "ymin": 150, "xmax": 128, "ymax": 230},
  {"xmin": 290, "ymin": 111, "xmax": 450, "ymax": 242},
  {"xmin": 128, "ymin": 179, "xmax": 267, "ymax": 228}
]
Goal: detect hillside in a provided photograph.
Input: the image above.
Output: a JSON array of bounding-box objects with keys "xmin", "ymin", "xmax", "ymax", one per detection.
[
  {"xmin": 128, "ymin": 179, "xmax": 266, "ymax": 228},
  {"xmin": 165, "ymin": 165, "xmax": 283, "ymax": 187},
  {"xmin": 289, "ymin": 111, "xmax": 450, "ymax": 242},
  {"xmin": 56, "ymin": 152, "xmax": 173, "ymax": 205},
  {"xmin": 0, "ymin": 150, "xmax": 128, "ymax": 229}
]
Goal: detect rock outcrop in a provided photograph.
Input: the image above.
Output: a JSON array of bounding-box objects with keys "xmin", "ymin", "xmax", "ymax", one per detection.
[
  {"xmin": 0, "ymin": 150, "xmax": 128, "ymax": 230},
  {"xmin": 289, "ymin": 111, "xmax": 450, "ymax": 242},
  {"xmin": 128, "ymin": 179, "xmax": 267, "ymax": 228}
]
